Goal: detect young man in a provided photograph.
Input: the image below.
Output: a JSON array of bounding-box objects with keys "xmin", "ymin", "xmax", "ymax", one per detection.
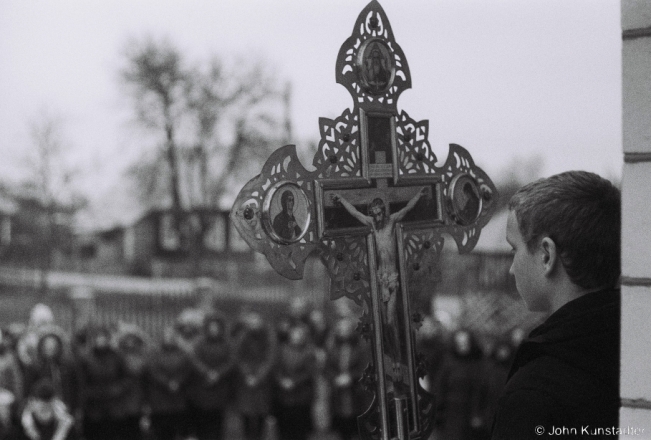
[{"xmin": 491, "ymin": 171, "xmax": 621, "ymax": 439}]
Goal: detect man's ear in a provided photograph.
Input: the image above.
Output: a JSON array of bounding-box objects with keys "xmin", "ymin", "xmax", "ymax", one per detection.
[{"xmin": 540, "ymin": 237, "xmax": 558, "ymax": 276}]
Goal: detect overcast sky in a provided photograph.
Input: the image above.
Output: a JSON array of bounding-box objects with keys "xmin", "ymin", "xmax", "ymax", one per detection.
[{"xmin": 0, "ymin": 0, "xmax": 622, "ymax": 227}]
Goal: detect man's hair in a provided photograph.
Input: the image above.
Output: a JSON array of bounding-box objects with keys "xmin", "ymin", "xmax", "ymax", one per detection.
[
  {"xmin": 368, "ymin": 198, "xmax": 386, "ymax": 214},
  {"xmin": 508, "ymin": 170, "xmax": 620, "ymax": 290}
]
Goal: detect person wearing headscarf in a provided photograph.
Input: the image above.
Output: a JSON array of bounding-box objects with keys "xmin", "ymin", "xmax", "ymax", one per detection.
[
  {"xmin": 234, "ymin": 312, "xmax": 277, "ymax": 440},
  {"xmin": 144, "ymin": 327, "xmax": 194, "ymax": 440},
  {"xmin": 24, "ymin": 328, "xmax": 78, "ymax": 417},
  {"xmin": 114, "ymin": 326, "xmax": 150, "ymax": 440},
  {"xmin": 186, "ymin": 311, "xmax": 234, "ymax": 440},
  {"xmin": 433, "ymin": 328, "xmax": 484, "ymax": 440},
  {"xmin": 0, "ymin": 329, "xmax": 23, "ymax": 437},
  {"xmin": 273, "ymin": 323, "xmax": 316, "ymax": 440},
  {"xmin": 77, "ymin": 327, "xmax": 130, "ymax": 440},
  {"xmin": 21, "ymin": 379, "xmax": 74, "ymax": 440},
  {"xmin": 324, "ymin": 318, "xmax": 371, "ymax": 440},
  {"xmin": 17, "ymin": 304, "xmax": 55, "ymax": 370}
]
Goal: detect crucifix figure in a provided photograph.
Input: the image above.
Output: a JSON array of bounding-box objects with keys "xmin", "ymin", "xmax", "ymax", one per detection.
[
  {"xmin": 230, "ymin": 2, "xmax": 498, "ymax": 440},
  {"xmin": 332, "ymin": 188, "xmax": 425, "ymax": 379}
]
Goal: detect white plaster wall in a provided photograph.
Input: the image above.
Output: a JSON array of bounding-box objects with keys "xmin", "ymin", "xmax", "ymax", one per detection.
[
  {"xmin": 621, "ymin": 0, "xmax": 651, "ymax": 430},
  {"xmin": 622, "ymin": 37, "xmax": 651, "ymax": 154},
  {"xmin": 622, "ymin": 0, "xmax": 651, "ymax": 31},
  {"xmin": 621, "ymin": 163, "xmax": 651, "ymax": 278},
  {"xmin": 621, "ymin": 286, "xmax": 651, "ymax": 400}
]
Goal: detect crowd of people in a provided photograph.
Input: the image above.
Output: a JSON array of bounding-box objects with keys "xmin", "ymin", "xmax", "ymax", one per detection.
[
  {"xmin": 417, "ymin": 319, "xmax": 526, "ymax": 440},
  {"xmin": 0, "ymin": 299, "xmax": 526, "ymax": 440}
]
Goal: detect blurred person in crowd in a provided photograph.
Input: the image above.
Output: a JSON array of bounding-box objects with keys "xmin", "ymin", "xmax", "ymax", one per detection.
[
  {"xmin": 174, "ymin": 309, "xmax": 204, "ymax": 355},
  {"xmin": 433, "ymin": 328, "xmax": 484, "ymax": 440},
  {"xmin": 307, "ymin": 310, "xmax": 328, "ymax": 350},
  {"xmin": 273, "ymin": 323, "xmax": 316, "ymax": 440},
  {"xmin": 71, "ymin": 327, "xmax": 90, "ymax": 360},
  {"xmin": 186, "ymin": 311, "xmax": 234, "ymax": 440},
  {"xmin": 115, "ymin": 327, "xmax": 149, "ymax": 440},
  {"xmin": 0, "ymin": 329, "xmax": 22, "ymax": 438},
  {"xmin": 78, "ymin": 326, "xmax": 130, "ymax": 440},
  {"xmin": 324, "ymin": 318, "xmax": 370, "ymax": 440},
  {"xmin": 491, "ymin": 171, "xmax": 621, "ymax": 438},
  {"xmin": 21, "ymin": 379, "xmax": 74, "ymax": 440},
  {"xmin": 0, "ymin": 387, "xmax": 15, "ymax": 439},
  {"xmin": 18, "ymin": 304, "xmax": 56, "ymax": 369},
  {"xmin": 277, "ymin": 298, "xmax": 312, "ymax": 344},
  {"xmin": 234, "ymin": 311, "xmax": 277, "ymax": 440},
  {"xmin": 3, "ymin": 323, "xmax": 25, "ymax": 354},
  {"xmin": 144, "ymin": 326, "xmax": 194, "ymax": 440},
  {"xmin": 478, "ymin": 338, "xmax": 514, "ymax": 440},
  {"xmin": 507, "ymin": 327, "xmax": 525, "ymax": 350},
  {"xmin": 24, "ymin": 329, "xmax": 79, "ymax": 418},
  {"xmin": 415, "ymin": 316, "xmax": 447, "ymax": 394}
]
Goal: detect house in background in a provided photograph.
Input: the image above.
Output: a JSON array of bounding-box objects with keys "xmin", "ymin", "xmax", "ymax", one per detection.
[
  {"xmin": 76, "ymin": 208, "xmax": 256, "ymax": 279},
  {"xmin": 0, "ymin": 191, "xmax": 17, "ymax": 255}
]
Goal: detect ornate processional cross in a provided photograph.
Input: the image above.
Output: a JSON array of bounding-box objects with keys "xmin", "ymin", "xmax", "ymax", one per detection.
[{"xmin": 230, "ymin": 2, "xmax": 498, "ymax": 440}]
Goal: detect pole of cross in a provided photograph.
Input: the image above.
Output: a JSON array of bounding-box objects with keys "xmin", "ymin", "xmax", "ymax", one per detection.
[{"xmin": 230, "ymin": 2, "xmax": 498, "ymax": 440}]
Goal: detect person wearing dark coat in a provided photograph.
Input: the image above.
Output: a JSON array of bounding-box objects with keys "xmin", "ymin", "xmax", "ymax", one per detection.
[
  {"xmin": 24, "ymin": 330, "xmax": 79, "ymax": 419},
  {"xmin": 433, "ymin": 329, "xmax": 484, "ymax": 440},
  {"xmin": 234, "ymin": 312, "xmax": 277, "ymax": 440},
  {"xmin": 114, "ymin": 330, "xmax": 148, "ymax": 440},
  {"xmin": 415, "ymin": 316, "xmax": 447, "ymax": 394},
  {"xmin": 273, "ymin": 323, "xmax": 316, "ymax": 440},
  {"xmin": 186, "ymin": 312, "xmax": 234, "ymax": 440},
  {"xmin": 491, "ymin": 290, "xmax": 620, "ymax": 439},
  {"xmin": 77, "ymin": 327, "xmax": 131, "ymax": 440},
  {"xmin": 476, "ymin": 339, "xmax": 514, "ymax": 440},
  {"xmin": 492, "ymin": 171, "xmax": 621, "ymax": 439},
  {"xmin": 0, "ymin": 330, "xmax": 23, "ymax": 439},
  {"xmin": 324, "ymin": 318, "xmax": 371, "ymax": 440},
  {"xmin": 144, "ymin": 327, "xmax": 194, "ymax": 440}
]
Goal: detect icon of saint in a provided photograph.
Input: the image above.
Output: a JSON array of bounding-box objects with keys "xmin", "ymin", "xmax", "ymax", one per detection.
[
  {"xmin": 364, "ymin": 43, "xmax": 390, "ymax": 92},
  {"xmin": 273, "ymin": 190, "xmax": 302, "ymax": 241},
  {"xmin": 457, "ymin": 181, "xmax": 480, "ymax": 224}
]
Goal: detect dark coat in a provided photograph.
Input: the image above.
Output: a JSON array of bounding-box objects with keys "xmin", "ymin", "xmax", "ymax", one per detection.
[
  {"xmin": 24, "ymin": 329, "xmax": 77, "ymax": 410},
  {"xmin": 324, "ymin": 334, "xmax": 370, "ymax": 419},
  {"xmin": 491, "ymin": 289, "xmax": 620, "ymax": 440},
  {"xmin": 78, "ymin": 347, "xmax": 131, "ymax": 421},
  {"xmin": 234, "ymin": 325, "xmax": 276, "ymax": 416},
  {"xmin": 144, "ymin": 343, "xmax": 194, "ymax": 415},
  {"xmin": 186, "ymin": 315, "xmax": 234, "ymax": 411},
  {"xmin": 273, "ymin": 338, "xmax": 315, "ymax": 407},
  {"xmin": 434, "ymin": 350, "xmax": 484, "ymax": 440}
]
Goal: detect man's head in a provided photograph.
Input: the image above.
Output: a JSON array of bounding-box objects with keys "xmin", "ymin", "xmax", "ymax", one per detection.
[
  {"xmin": 507, "ymin": 171, "xmax": 620, "ymax": 311},
  {"xmin": 281, "ymin": 190, "xmax": 295, "ymax": 214},
  {"xmin": 368, "ymin": 198, "xmax": 387, "ymax": 228}
]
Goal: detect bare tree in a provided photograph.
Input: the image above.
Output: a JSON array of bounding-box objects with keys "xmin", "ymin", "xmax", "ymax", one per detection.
[
  {"xmin": 121, "ymin": 38, "xmax": 286, "ymax": 211},
  {"xmin": 121, "ymin": 38, "xmax": 188, "ymax": 216},
  {"xmin": 23, "ymin": 110, "xmax": 85, "ymax": 292},
  {"xmin": 120, "ymin": 37, "xmax": 288, "ymax": 275}
]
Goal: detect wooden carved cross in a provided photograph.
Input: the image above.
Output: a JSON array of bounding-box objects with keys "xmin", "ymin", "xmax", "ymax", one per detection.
[{"xmin": 230, "ymin": 2, "xmax": 498, "ymax": 440}]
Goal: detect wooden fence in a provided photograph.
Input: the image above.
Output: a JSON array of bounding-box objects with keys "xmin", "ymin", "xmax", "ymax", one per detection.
[{"xmin": 0, "ymin": 267, "xmax": 296, "ymax": 339}]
